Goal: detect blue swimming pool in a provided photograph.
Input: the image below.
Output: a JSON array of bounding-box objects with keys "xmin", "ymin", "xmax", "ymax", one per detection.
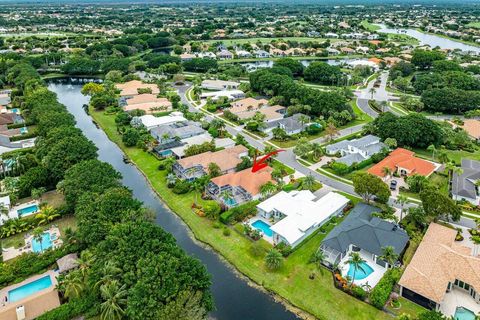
[
  {"xmin": 224, "ymin": 198, "xmax": 237, "ymax": 207},
  {"xmin": 454, "ymin": 307, "xmax": 476, "ymax": 320},
  {"xmin": 20, "ymin": 127, "xmax": 28, "ymax": 134},
  {"xmin": 347, "ymin": 261, "xmax": 374, "ymax": 280},
  {"xmin": 8, "ymin": 275, "xmax": 53, "ymax": 302},
  {"xmin": 17, "ymin": 204, "xmax": 39, "ymax": 217},
  {"xmin": 252, "ymin": 220, "xmax": 273, "ymax": 237},
  {"xmin": 32, "ymin": 232, "xmax": 53, "ymax": 253}
]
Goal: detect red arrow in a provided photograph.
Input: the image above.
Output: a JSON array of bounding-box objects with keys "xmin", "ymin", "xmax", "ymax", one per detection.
[{"xmin": 251, "ymin": 149, "xmax": 285, "ymax": 173}]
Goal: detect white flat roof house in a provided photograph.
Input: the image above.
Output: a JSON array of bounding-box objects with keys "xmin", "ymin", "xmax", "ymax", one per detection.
[
  {"xmin": 257, "ymin": 191, "xmax": 349, "ymax": 248},
  {"xmin": 201, "ymin": 79, "xmax": 240, "ymax": 91},
  {"xmin": 130, "ymin": 112, "xmax": 186, "ymax": 130},
  {"xmin": 200, "ymin": 90, "xmax": 245, "ymax": 101}
]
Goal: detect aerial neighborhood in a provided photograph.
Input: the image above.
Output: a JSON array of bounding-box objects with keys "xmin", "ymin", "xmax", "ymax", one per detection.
[{"xmin": 1, "ymin": 2, "xmax": 480, "ymax": 320}]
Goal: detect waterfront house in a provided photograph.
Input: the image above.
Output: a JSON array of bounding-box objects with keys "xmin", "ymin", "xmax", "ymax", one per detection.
[
  {"xmin": 399, "ymin": 223, "xmax": 480, "ymax": 316},
  {"xmin": 150, "ymin": 121, "xmax": 205, "ymax": 143},
  {"xmin": 130, "ymin": 112, "xmax": 186, "ymax": 130},
  {"xmin": 173, "ymin": 145, "xmax": 248, "ymax": 180},
  {"xmin": 121, "ymin": 93, "xmax": 172, "ymax": 114},
  {"xmin": 115, "ymin": 80, "xmax": 159, "ymax": 98},
  {"xmin": 200, "ymin": 90, "xmax": 245, "ymax": 101},
  {"xmin": 207, "ymin": 166, "xmax": 274, "ymax": 207},
  {"xmin": 256, "ymin": 191, "xmax": 349, "ymax": 248}
]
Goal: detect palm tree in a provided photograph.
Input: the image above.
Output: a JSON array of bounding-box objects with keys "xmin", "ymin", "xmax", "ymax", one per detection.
[
  {"xmin": 311, "ymin": 143, "xmax": 324, "ymax": 161},
  {"xmin": 298, "ymin": 115, "xmax": 310, "ymax": 131},
  {"xmin": 192, "ymin": 179, "xmax": 203, "ymax": 205},
  {"xmin": 382, "ymin": 166, "xmax": 393, "ymax": 180},
  {"xmin": 437, "ymin": 149, "xmax": 449, "ymax": 164},
  {"xmin": 369, "ymin": 87, "xmax": 376, "ymax": 99},
  {"xmin": 166, "ymin": 173, "xmax": 177, "ymax": 187},
  {"xmin": 163, "ymin": 157, "xmax": 176, "ymax": 173},
  {"xmin": 302, "ymin": 175, "xmax": 316, "ymax": 191},
  {"xmin": 395, "ymin": 194, "xmax": 409, "ymax": 221},
  {"xmin": 32, "ymin": 227, "xmax": 44, "ymax": 252},
  {"xmin": 77, "ymin": 250, "xmax": 94, "ymax": 280},
  {"xmin": 95, "ymin": 260, "xmax": 122, "ymax": 290},
  {"xmin": 309, "ymin": 248, "xmax": 326, "ymax": 270},
  {"xmin": 100, "ymin": 280, "xmax": 127, "ymax": 320},
  {"xmin": 161, "ymin": 133, "xmax": 170, "ymax": 143},
  {"xmin": 427, "ymin": 144, "xmax": 436, "ymax": 160},
  {"xmin": 35, "ymin": 206, "xmax": 60, "ymax": 226},
  {"xmin": 260, "ymin": 181, "xmax": 277, "ymax": 198},
  {"xmin": 207, "ymin": 162, "xmax": 221, "ymax": 178},
  {"xmin": 265, "ymin": 248, "xmax": 283, "ymax": 270},
  {"xmin": 61, "ymin": 270, "xmax": 85, "ymax": 300},
  {"xmin": 445, "ymin": 162, "xmax": 456, "ymax": 184},
  {"xmin": 221, "ymin": 189, "xmax": 234, "ymax": 206},
  {"xmin": 452, "ymin": 167, "xmax": 464, "ymax": 196},
  {"xmin": 0, "ymin": 203, "xmax": 9, "ymax": 220},
  {"xmin": 325, "ymin": 123, "xmax": 339, "ymax": 142},
  {"xmin": 379, "ymin": 246, "xmax": 399, "ymax": 268},
  {"xmin": 345, "ymin": 252, "xmax": 366, "ymax": 286}
]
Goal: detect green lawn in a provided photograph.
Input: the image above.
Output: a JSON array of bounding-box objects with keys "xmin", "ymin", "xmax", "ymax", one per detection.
[
  {"xmin": 360, "ymin": 20, "xmax": 381, "ymax": 32},
  {"xmin": 91, "ymin": 108, "xmax": 394, "ymax": 320},
  {"xmin": 413, "ymin": 147, "xmax": 480, "ymax": 165},
  {"xmin": 467, "ymin": 22, "xmax": 480, "ymax": 29},
  {"xmin": 385, "ymin": 297, "xmax": 426, "ymax": 318},
  {"xmin": 1, "ymin": 215, "xmax": 76, "ymax": 249}
]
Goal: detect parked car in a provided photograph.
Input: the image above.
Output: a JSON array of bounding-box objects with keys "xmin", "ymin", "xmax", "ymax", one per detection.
[{"xmin": 390, "ymin": 180, "xmax": 397, "ymax": 190}]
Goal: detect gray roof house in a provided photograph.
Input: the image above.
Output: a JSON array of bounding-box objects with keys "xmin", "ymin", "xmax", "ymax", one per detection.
[
  {"xmin": 320, "ymin": 203, "xmax": 409, "ymax": 268},
  {"xmin": 452, "ymin": 159, "xmax": 480, "ymax": 205},
  {"xmin": 264, "ymin": 113, "xmax": 310, "ymax": 135},
  {"xmin": 325, "ymin": 135, "xmax": 386, "ymax": 166},
  {"xmin": 150, "ymin": 121, "xmax": 205, "ymax": 143}
]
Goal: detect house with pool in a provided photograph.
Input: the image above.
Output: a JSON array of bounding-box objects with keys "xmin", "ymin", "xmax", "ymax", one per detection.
[
  {"xmin": 207, "ymin": 166, "xmax": 274, "ymax": 207},
  {"xmin": 252, "ymin": 191, "xmax": 349, "ymax": 248},
  {"xmin": 0, "ymin": 197, "xmax": 40, "ymax": 226},
  {"xmin": 319, "ymin": 203, "xmax": 409, "ymax": 287},
  {"xmin": 173, "ymin": 145, "xmax": 248, "ymax": 181},
  {"xmin": 399, "ymin": 223, "xmax": 480, "ymax": 319},
  {"xmin": 0, "ymin": 270, "xmax": 60, "ymax": 320}
]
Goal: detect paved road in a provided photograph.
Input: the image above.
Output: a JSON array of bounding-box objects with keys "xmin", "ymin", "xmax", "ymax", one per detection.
[{"xmin": 176, "ymin": 82, "xmax": 477, "ymax": 229}]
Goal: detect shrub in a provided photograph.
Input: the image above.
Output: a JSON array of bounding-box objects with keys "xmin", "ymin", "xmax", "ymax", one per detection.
[
  {"xmin": 172, "ymin": 180, "xmax": 191, "ymax": 194},
  {"xmin": 212, "ymin": 221, "xmax": 221, "ymax": 229},
  {"xmin": 223, "ymin": 228, "xmax": 231, "ymax": 236},
  {"xmin": 36, "ymin": 294, "xmax": 98, "ymax": 320},
  {"xmin": 351, "ymin": 286, "xmax": 367, "ymax": 300},
  {"xmin": 219, "ymin": 201, "xmax": 259, "ymax": 224},
  {"xmin": 203, "ymin": 201, "xmax": 221, "ymax": 219},
  {"xmin": 331, "ymin": 162, "xmax": 351, "ymax": 175},
  {"xmin": 369, "ymin": 268, "xmax": 401, "ymax": 309},
  {"xmin": 275, "ymin": 242, "xmax": 292, "ymax": 257},
  {"xmin": 250, "ymin": 242, "xmax": 265, "ymax": 257}
]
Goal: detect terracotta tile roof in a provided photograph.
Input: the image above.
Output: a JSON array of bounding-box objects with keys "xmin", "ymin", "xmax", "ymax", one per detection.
[
  {"xmin": 368, "ymin": 57, "xmax": 383, "ymax": 64},
  {"xmin": 399, "ymin": 223, "xmax": 480, "ymax": 304},
  {"xmin": 210, "ymin": 166, "xmax": 274, "ymax": 196},
  {"xmin": 0, "ymin": 113, "xmax": 15, "ymax": 125},
  {"xmin": 115, "ymin": 80, "xmax": 159, "ymax": 97},
  {"xmin": 229, "ymin": 98, "xmax": 269, "ymax": 113},
  {"xmin": 124, "ymin": 94, "xmax": 172, "ymax": 113},
  {"xmin": 367, "ymin": 148, "xmax": 436, "ymax": 177},
  {"xmin": 177, "ymin": 145, "xmax": 248, "ymax": 172},
  {"xmin": 462, "ymin": 119, "xmax": 480, "ymax": 140},
  {"xmin": 235, "ymin": 105, "xmax": 285, "ymax": 121}
]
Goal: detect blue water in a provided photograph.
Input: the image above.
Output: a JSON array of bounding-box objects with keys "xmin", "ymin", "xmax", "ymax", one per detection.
[
  {"xmin": 31, "ymin": 233, "xmax": 53, "ymax": 253},
  {"xmin": 8, "ymin": 275, "xmax": 53, "ymax": 302},
  {"xmin": 11, "ymin": 108, "xmax": 19, "ymax": 113},
  {"xmin": 455, "ymin": 307, "xmax": 476, "ymax": 320},
  {"xmin": 347, "ymin": 261, "xmax": 374, "ymax": 280},
  {"xmin": 252, "ymin": 220, "xmax": 273, "ymax": 237},
  {"xmin": 224, "ymin": 198, "xmax": 237, "ymax": 207},
  {"xmin": 20, "ymin": 127, "xmax": 28, "ymax": 134},
  {"xmin": 17, "ymin": 204, "xmax": 39, "ymax": 217}
]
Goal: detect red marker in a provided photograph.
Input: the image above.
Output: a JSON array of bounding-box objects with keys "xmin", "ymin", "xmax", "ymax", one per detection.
[{"xmin": 251, "ymin": 149, "xmax": 285, "ymax": 173}]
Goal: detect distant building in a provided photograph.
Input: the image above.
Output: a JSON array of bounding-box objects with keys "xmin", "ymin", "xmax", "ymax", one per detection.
[
  {"xmin": 451, "ymin": 159, "xmax": 480, "ymax": 205},
  {"xmin": 201, "ymin": 79, "xmax": 240, "ymax": 91}
]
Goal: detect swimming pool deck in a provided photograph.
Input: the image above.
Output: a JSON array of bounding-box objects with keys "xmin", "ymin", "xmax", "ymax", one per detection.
[
  {"xmin": 2, "ymin": 227, "xmax": 62, "ymax": 261},
  {"xmin": 248, "ymin": 216, "xmax": 274, "ymax": 244},
  {"xmin": 0, "ymin": 270, "xmax": 60, "ymax": 320},
  {"xmin": 440, "ymin": 288, "xmax": 480, "ymax": 319},
  {"xmin": 339, "ymin": 249, "xmax": 386, "ymax": 288}
]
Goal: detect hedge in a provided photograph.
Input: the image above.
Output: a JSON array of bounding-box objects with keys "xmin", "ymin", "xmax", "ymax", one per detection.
[
  {"xmin": 36, "ymin": 294, "xmax": 98, "ymax": 320},
  {"xmin": 219, "ymin": 200, "xmax": 259, "ymax": 225},
  {"xmin": 369, "ymin": 268, "xmax": 401, "ymax": 309},
  {"xmin": 0, "ymin": 244, "xmax": 79, "ymax": 287}
]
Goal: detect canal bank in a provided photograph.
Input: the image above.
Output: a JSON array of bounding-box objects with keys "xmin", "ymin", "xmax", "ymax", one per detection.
[
  {"xmin": 47, "ymin": 80, "xmax": 301, "ymax": 320},
  {"xmin": 48, "ymin": 79, "xmax": 399, "ymax": 320}
]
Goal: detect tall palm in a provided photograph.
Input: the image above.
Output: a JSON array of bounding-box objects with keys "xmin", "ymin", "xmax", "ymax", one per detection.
[
  {"xmin": 395, "ymin": 194, "xmax": 409, "ymax": 221},
  {"xmin": 325, "ymin": 123, "xmax": 339, "ymax": 142},
  {"xmin": 452, "ymin": 167, "xmax": 464, "ymax": 196},
  {"xmin": 309, "ymin": 248, "xmax": 326, "ymax": 270},
  {"xmin": 427, "ymin": 144, "xmax": 436, "ymax": 160},
  {"xmin": 32, "ymin": 227, "xmax": 44, "ymax": 252},
  {"xmin": 221, "ymin": 189, "xmax": 234, "ymax": 206},
  {"xmin": 382, "ymin": 166, "xmax": 393, "ymax": 179},
  {"xmin": 163, "ymin": 157, "xmax": 176, "ymax": 173},
  {"xmin": 95, "ymin": 260, "xmax": 122, "ymax": 289},
  {"xmin": 369, "ymin": 87, "xmax": 376, "ymax": 99},
  {"xmin": 302, "ymin": 175, "xmax": 316, "ymax": 191},
  {"xmin": 62, "ymin": 270, "xmax": 85, "ymax": 300},
  {"xmin": 445, "ymin": 162, "xmax": 456, "ymax": 185},
  {"xmin": 437, "ymin": 149, "xmax": 449, "ymax": 164},
  {"xmin": 100, "ymin": 280, "xmax": 127, "ymax": 320},
  {"xmin": 35, "ymin": 206, "xmax": 60, "ymax": 226},
  {"xmin": 260, "ymin": 181, "xmax": 276, "ymax": 198},
  {"xmin": 379, "ymin": 246, "xmax": 398, "ymax": 267},
  {"xmin": 166, "ymin": 173, "xmax": 177, "ymax": 186},
  {"xmin": 345, "ymin": 252, "xmax": 366, "ymax": 286},
  {"xmin": 0, "ymin": 204, "xmax": 9, "ymax": 220},
  {"xmin": 298, "ymin": 115, "xmax": 310, "ymax": 131},
  {"xmin": 192, "ymin": 179, "xmax": 203, "ymax": 205},
  {"xmin": 311, "ymin": 143, "xmax": 324, "ymax": 161}
]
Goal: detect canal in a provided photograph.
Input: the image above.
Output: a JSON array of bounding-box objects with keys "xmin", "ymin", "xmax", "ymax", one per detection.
[{"xmin": 47, "ymin": 79, "xmax": 299, "ymax": 320}]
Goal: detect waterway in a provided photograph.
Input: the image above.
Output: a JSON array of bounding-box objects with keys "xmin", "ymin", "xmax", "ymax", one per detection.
[
  {"xmin": 47, "ymin": 79, "xmax": 299, "ymax": 320},
  {"xmin": 376, "ymin": 24, "xmax": 480, "ymax": 53}
]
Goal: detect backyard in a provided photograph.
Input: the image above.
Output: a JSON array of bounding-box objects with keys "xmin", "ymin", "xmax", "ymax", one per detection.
[{"xmin": 90, "ymin": 107, "xmax": 406, "ymax": 320}]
